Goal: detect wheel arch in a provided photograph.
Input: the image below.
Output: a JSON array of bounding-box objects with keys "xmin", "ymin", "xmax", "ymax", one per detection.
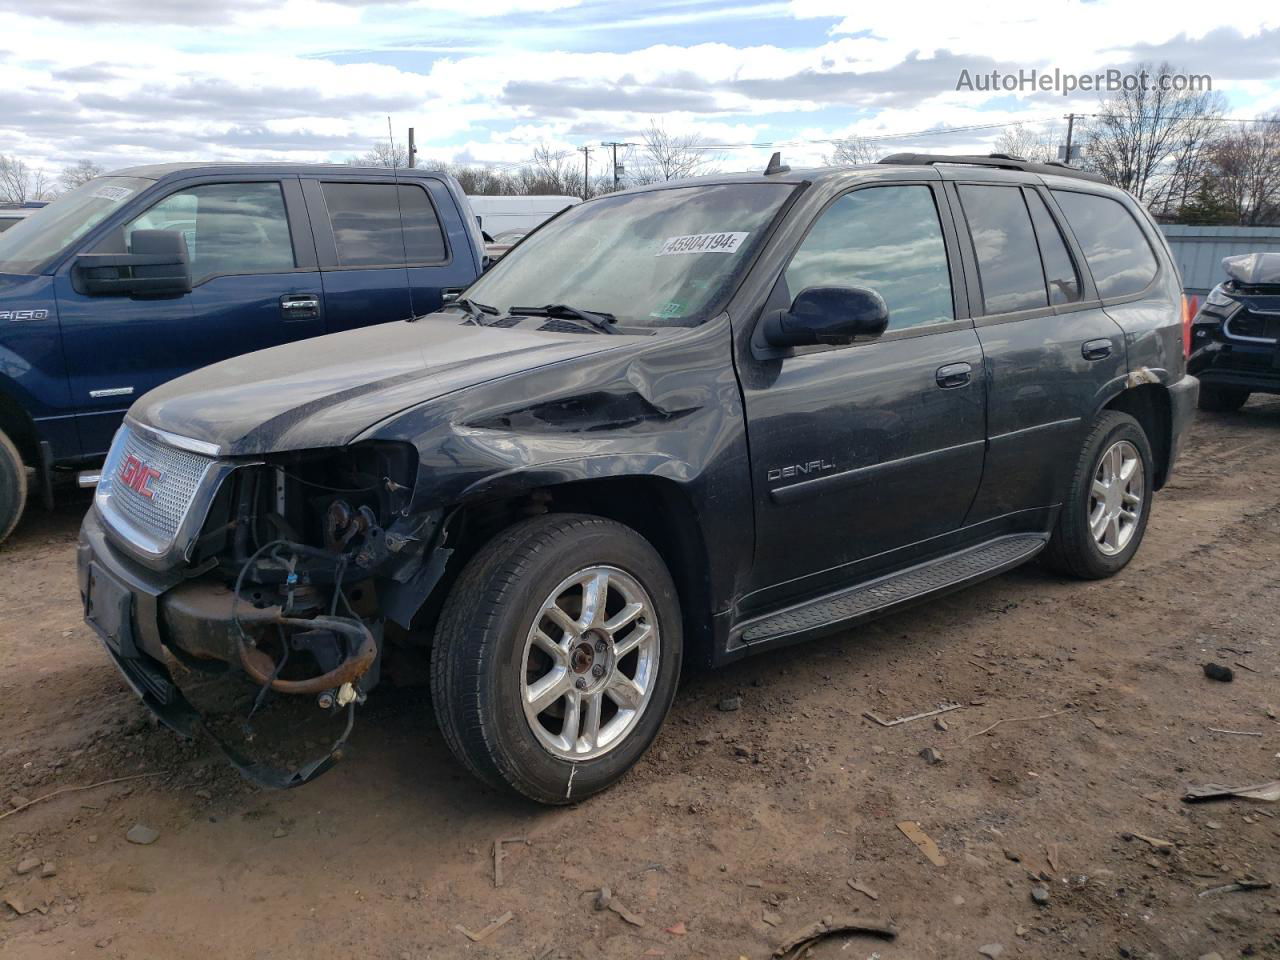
[
  {"xmin": 0, "ymin": 379, "xmax": 38, "ymax": 465},
  {"xmin": 1102, "ymin": 384, "xmax": 1172, "ymax": 489},
  {"xmin": 424, "ymin": 473, "xmax": 716, "ymax": 671}
]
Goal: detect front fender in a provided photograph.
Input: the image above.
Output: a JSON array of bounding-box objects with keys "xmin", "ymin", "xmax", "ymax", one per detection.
[{"xmin": 361, "ymin": 318, "xmax": 753, "ymax": 621}]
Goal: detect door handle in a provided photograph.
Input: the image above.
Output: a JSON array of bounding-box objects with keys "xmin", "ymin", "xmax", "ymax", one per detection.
[
  {"xmin": 280, "ymin": 294, "xmax": 320, "ymax": 321},
  {"xmin": 1082, "ymin": 339, "xmax": 1112, "ymax": 361},
  {"xmin": 935, "ymin": 361, "xmax": 973, "ymax": 388}
]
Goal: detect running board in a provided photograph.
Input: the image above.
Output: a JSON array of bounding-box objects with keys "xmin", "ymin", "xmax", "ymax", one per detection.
[{"xmin": 735, "ymin": 534, "xmax": 1048, "ymax": 648}]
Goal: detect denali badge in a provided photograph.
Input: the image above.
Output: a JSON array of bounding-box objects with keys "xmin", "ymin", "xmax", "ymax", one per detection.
[
  {"xmin": 0, "ymin": 309, "xmax": 50, "ymax": 322},
  {"xmin": 767, "ymin": 459, "xmax": 835, "ymax": 482},
  {"xmin": 119, "ymin": 454, "xmax": 162, "ymax": 499}
]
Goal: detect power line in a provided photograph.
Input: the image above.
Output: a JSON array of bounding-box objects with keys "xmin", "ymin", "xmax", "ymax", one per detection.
[{"xmin": 1076, "ymin": 113, "xmax": 1280, "ymax": 124}]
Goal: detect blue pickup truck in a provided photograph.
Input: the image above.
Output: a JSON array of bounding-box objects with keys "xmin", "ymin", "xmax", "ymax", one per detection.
[{"xmin": 0, "ymin": 163, "xmax": 485, "ymax": 542}]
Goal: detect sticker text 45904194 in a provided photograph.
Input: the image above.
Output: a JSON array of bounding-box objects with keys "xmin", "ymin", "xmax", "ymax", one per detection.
[{"xmin": 656, "ymin": 232, "xmax": 749, "ymax": 256}]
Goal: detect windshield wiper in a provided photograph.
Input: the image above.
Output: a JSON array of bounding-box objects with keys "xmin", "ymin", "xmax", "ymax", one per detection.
[
  {"xmin": 508, "ymin": 303, "xmax": 617, "ymax": 335},
  {"xmin": 441, "ymin": 297, "xmax": 499, "ymax": 325}
]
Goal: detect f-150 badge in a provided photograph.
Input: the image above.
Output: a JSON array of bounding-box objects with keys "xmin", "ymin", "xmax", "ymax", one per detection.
[{"xmin": 0, "ymin": 309, "xmax": 50, "ymax": 322}]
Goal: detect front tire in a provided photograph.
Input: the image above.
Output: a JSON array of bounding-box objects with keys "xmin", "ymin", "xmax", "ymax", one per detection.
[
  {"xmin": 0, "ymin": 430, "xmax": 28, "ymax": 546},
  {"xmin": 1043, "ymin": 412, "xmax": 1154, "ymax": 580},
  {"xmin": 1198, "ymin": 385, "xmax": 1249, "ymax": 413},
  {"xmin": 431, "ymin": 514, "xmax": 682, "ymax": 804}
]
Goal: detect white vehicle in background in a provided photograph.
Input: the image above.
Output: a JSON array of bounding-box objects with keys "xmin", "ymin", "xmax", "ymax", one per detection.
[
  {"xmin": 468, "ymin": 195, "xmax": 580, "ymax": 259},
  {"xmin": 0, "ymin": 201, "xmax": 49, "ymax": 233}
]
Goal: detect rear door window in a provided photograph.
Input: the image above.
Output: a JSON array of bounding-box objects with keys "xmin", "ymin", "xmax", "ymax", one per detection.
[
  {"xmin": 1050, "ymin": 190, "xmax": 1158, "ymax": 299},
  {"xmin": 957, "ymin": 184, "xmax": 1047, "ymax": 315},
  {"xmin": 1025, "ymin": 190, "xmax": 1082, "ymax": 305},
  {"xmin": 783, "ymin": 184, "xmax": 954, "ymax": 331},
  {"xmin": 320, "ymin": 182, "xmax": 447, "ymax": 267}
]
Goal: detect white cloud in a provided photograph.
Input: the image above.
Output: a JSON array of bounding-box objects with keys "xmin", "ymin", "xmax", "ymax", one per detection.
[{"xmin": 1, "ymin": 0, "xmax": 1277, "ymax": 180}]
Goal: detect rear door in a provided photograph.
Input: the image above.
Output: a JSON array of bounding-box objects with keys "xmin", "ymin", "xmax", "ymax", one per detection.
[
  {"xmin": 949, "ymin": 175, "xmax": 1128, "ymax": 524},
  {"xmin": 57, "ymin": 175, "xmax": 321, "ymax": 456},
  {"xmin": 302, "ymin": 177, "xmax": 463, "ymax": 332},
  {"xmin": 739, "ymin": 179, "xmax": 987, "ymax": 611}
]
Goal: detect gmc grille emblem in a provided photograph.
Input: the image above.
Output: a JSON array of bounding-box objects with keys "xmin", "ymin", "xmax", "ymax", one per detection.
[{"xmin": 119, "ymin": 454, "xmax": 162, "ymax": 499}]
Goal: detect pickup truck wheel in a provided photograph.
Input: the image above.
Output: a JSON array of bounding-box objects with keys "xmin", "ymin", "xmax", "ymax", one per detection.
[
  {"xmin": 0, "ymin": 429, "xmax": 27, "ymax": 546},
  {"xmin": 1043, "ymin": 411, "xmax": 1153, "ymax": 580},
  {"xmin": 1197, "ymin": 385, "xmax": 1249, "ymax": 413},
  {"xmin": 431, "ymin": 514, "xmax": 682, "ymax": 804}
]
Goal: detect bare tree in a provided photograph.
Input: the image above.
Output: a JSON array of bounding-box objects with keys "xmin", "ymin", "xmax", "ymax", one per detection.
[
  {"xmin": 527, "ymin": 145, "xmax": 585, "ymax": 197},
  {"xmin": 993, "ymin": 123, "xmax": 1057, "ymax": 164},
  {"xmin": 349, "ymin": 141, "xmax": 409, "ymax": 168},
  {"xmin": 1201, "ymin": 114, "xmax": 1280, "ymax": 225},
  {"xmin": 59, "ymin": 159, "xmax": 104, "ymax": 191},
  {"xmin": 0, "ymin": 155, "xmax": 56, "ymax": 203},
  {"xmin": 823, "ymin": 137, "xmax": 878, "ymax": 166},
  {"xmin": 629, "ymin": 122, "xmax": 718, "ymax": 184},
  {"xmin": 1082, "ymin": 61, "xmax": 1225, "ymax": 212}
]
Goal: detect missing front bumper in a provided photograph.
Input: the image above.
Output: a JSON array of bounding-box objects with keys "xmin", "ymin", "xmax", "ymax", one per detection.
[{"xmin": 78, "ymin": 509, "xmax": 363, "ymax": 789}]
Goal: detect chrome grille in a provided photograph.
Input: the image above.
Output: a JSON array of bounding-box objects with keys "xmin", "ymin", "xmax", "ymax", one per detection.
[{"xmin": 97, "ymin": 423, "xmax": 220, "ymax": 560}]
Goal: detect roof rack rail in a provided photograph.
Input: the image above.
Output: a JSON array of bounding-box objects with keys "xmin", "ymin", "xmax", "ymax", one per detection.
[{"xmin": 878, "ymin": 152, "xmax": 1106, "ymax": 184}]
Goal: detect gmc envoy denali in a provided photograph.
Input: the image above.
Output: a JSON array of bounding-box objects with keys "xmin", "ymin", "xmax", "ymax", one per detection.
[{"xmin": 78, "ymin": 153, "xmax": 1198, "ymax": 803}]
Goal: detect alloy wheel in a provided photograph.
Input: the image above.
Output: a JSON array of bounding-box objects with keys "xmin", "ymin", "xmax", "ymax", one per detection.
[
  {"xmin": 520, "ymin": 565, "xmax": 660, "ymax": 761},
  {"xmin": 1089, "ymin": 439, "xmax": 1144, "ymax": 556}
]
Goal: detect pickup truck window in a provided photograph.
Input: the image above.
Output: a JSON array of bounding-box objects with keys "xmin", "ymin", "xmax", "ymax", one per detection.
[
  {"xmin": 959, "ymin": 184, "xmax": 1050, "ymax": 315},
  {"xmin": 110, "ymin": 182, "xmax": 295, "ymax": 284},
  {"xmin": 462, "ymin": 182, "xmax": 795, "ymax": 327},
  {"xmin": 320, "ymin": 182, "xmax": 447, "ymax": 267},
  {"xmin": 0, "ymin": 176, "xmax": 153, "ymax": 275},
  {"xmin": 784, "ymin": 185, "xmax": 954, "ymax": 331}
]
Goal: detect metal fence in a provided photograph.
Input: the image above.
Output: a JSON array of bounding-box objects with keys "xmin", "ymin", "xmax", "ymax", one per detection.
[{"xmin": 1159, "ymin": 224, "xmax": 1280, "ymax": 296}]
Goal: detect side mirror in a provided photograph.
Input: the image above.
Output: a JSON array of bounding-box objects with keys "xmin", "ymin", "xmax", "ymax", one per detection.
[
  {"xmin": 762, "ymin": 285, "xmax": 889, "ymax": 349},
  {"xmin": 74, "ymin": 229, "xmax": 192, "ymax": 298}
]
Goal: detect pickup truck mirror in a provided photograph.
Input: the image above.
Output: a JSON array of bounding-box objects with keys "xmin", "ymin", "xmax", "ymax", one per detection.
[
  {"xmin": 762, "ymin": 285, "xmax": 889, "ymax": 348},
  {"xmin": 73, "ymin": 229, "xmax": 192, "ymax": 298}
]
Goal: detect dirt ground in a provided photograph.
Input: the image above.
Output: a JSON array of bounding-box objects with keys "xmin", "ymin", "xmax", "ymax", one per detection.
[{"xmin": 2, "ymin": 400, "xmax": 1279, "ymax": 960}]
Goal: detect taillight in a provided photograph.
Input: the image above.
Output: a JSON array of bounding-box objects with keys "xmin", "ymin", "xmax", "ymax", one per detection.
[{"xmin": 1181, "ymin": 294, "xmax": 1197, "ymax": 358}]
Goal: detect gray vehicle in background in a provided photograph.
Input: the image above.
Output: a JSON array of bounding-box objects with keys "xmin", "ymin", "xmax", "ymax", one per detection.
[{"xmin": 0, "ymin": 201, "xmax": 49, "ymax": 233}]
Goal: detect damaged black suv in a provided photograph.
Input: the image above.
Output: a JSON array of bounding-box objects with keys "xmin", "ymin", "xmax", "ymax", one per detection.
[{"xmin": 78, "ymin": 154, "xmax": 1198, "ymax": 803}]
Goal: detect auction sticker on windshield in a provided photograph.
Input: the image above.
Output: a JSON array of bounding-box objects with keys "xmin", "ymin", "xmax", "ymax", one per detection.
[
  {"xmin": 656, "ymin": 232, "xmax": 749, "ymax": 256},
  {"xmin": 90, "ymin": 185, "xmax": 134, "ymax": 203}
]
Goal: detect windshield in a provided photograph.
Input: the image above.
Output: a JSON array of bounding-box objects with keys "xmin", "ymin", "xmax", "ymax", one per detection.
[
  {"xmin": 463, "ymin": 182, "xmax": 795, "ymax": 327},
  {"xmin": 0, "ymin": 177, "xmax": 153, "ymax": 275}
]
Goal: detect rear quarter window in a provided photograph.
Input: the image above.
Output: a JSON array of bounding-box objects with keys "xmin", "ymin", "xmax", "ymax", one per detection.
[{"xmin": 1051, "ymin": 191, "xmax": 1158, "ymax": 299}]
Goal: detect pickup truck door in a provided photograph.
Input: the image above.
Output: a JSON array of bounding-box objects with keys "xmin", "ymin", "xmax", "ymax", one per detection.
[
  {"xmin": 302, "ymin": 177, "xmax": 476, "ymax": 332},
  {"xmin": 56, "ymin": 175, "xmax": 322, "ymax": 457},
  {"xmin": 738, "ymin": 181, "xmax": 986, "ymax": 614}
]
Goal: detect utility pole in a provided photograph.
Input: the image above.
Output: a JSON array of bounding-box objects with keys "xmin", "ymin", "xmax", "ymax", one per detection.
[
  {"xmin": 601, "ymin": 141, "xmax": 633, "ymax": 190},
  {"xmin": 578, "ymin": 145, "xmax": 592, "ymax": 199},
  {"xmin": 407, "ymin": 127, "xmax": 417, "ymax": 168},
  {"xmin": 1063, "ymin": 113, "xmax": 1078, "ymax": 164}
]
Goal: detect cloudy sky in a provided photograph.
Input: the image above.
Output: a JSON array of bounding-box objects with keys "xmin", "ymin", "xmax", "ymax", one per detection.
[{"xmin": 2, "ymin": 0, "xmax": 1279, "ymax": 180}]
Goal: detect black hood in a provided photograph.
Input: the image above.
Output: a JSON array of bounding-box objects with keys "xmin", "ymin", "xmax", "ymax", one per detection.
[{"xmin": 130, "ymin": 314, "xmax": 626, "ymax": 455}]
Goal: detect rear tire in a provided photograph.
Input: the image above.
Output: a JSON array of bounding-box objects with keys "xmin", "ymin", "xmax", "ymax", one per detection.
[
  {"xmin": 1043, "ymin": 411, "xmax": 1153, "ymax": 580},
  {"xmin": 431, "ymin": 514, "xmax": 682, "ymax": 804},
  {"xmin": 1197, "ymin": 385, "xmax": 1249, "ymax": 413},
  {"xmin": 0, "ymin": 430, "xmax": 27, "ymax": 546}
]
